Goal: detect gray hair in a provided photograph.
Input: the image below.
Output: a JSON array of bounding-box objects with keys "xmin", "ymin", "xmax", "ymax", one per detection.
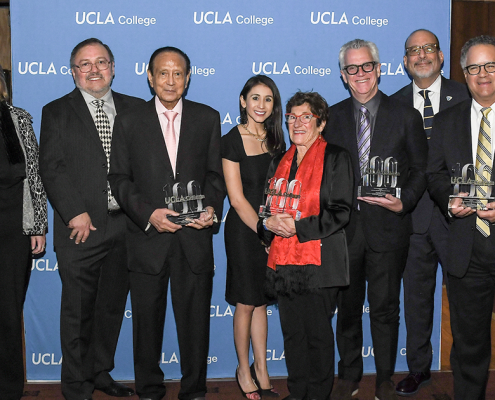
[
  {"xmin": 460, "ymin": 35, "xmax": 495, "ymax": 69},
  {"xmin": 339, "ymin": 39, "xmax": 380, "ymax": 70}
]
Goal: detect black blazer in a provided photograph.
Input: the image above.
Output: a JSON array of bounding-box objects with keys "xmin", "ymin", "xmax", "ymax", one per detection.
[
  {"xmin": 324, "ymin": 91, "xmax": 428, "ymax": 252},
  {"xmin": 108, "ymin": 98, "xmax": 224, "ymax": 275},
  {"xmin": 39, "ymin": 88, "xmax": 145, "ymax": 248},
  {"xmin": 427, "ymin": 99, "xmax": 482, "ymax": 278},
  {"xmin": 391, "ymin": 77, "xmax": 471, "ymax": 233},
  {"xmin": 259, "ymin": 142, "xmax": 354, "ymax": 288}
]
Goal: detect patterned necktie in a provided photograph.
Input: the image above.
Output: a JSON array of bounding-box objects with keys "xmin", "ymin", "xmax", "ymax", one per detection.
[
  {"xmin": 91, "ymin": 99, "xmax": 116, "ymax": 206},
  {"xmin": 357, "ymin": 105, "xmax": 371, "ymax": 177},
  {"xmin": 164, "ymin": 110, "xmax": 178, "ymax": 175},
  {"xmin": 420, "ymin": 89, "xmax": 434, "ymax": 139},
  {"xmin": 475, "ymin": 107, "xmax": 492, "ymax": 237}
]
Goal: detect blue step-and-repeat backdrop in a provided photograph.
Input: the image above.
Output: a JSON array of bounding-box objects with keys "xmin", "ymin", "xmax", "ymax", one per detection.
[{"xmin": 11, "ymin": 0, "xmax": 449, "ymax": 382}]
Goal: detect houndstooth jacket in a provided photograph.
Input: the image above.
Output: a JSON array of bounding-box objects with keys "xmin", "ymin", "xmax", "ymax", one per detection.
[{"xmin": 8, "ymin": 103, "xmax": 48, "ymax": 235}]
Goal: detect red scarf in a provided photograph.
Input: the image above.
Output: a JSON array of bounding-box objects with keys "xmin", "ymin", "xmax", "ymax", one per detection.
[{"xmin": 267, "ymin": 136, "xmax": 327, "ymax": 270}]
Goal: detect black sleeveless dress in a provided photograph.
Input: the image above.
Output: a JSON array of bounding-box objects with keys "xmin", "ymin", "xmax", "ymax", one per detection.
[{"xmin": 222, "ymin": 126, "xmax": 272, "ymax": 306}]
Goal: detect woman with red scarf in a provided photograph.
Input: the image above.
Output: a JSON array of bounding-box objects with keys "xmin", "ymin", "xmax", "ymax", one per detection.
[{"xmin": 258, "ymin": 91, "xmax": 353, "ymax": 400}]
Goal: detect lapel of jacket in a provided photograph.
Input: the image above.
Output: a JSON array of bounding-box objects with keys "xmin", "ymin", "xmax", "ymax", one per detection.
[
  {"xmin": 402, "ymin": 83, "xmax": 414, "ymax": 106},
  {"xmin": 175, "ymin": 99, "xmax": 193, "ymax": 175},
  {"xmin": 439, "ymin": 76, "xmax": 455, "ymax": 112},
  {"xmin": 371, "ymin": 91, "xmax": 391, "ymax": 157},
  {"xmin": 340, "ymin": 98, "xmax": 361, "ymax": 183},
  {"xmin": 456, "ymin": 100, "xmax": 474, "ymax": 166},
  {"xmin": 145, "ymin": 99, "xmax": 174, "ymax": 175},
  {"xmin": 68, "ymin": 89, "xmax": 103, "ymax": 149}
]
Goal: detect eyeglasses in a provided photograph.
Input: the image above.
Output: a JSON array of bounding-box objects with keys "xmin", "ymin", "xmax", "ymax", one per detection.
[
  {"xmin": 464, "ymin": 62, "xmax": 495, "ymax": 75},
  {"xmin": 73, "ymin": 59, "xmax": 111, "ymax": 73},
  {"xmin": 285, "ymin": 113, "xmax": 320, "ymax": 124},
  {"xmin": 342, "ymin": 62, "xmax": 378, "ymax": 75},
  {"xmin": 405, "ymin": 43, "xmax": 439, "ymax": 56}
]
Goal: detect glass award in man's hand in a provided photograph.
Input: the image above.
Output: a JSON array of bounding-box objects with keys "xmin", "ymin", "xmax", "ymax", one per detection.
[
  {"xmin": 357, "ymin": 156, "xmax": 401, "ymax": 198},
  {"xmin": 163, "ymin": 181, "xmax": 206, "ymax": 225},
  {"xmin": 449, "ymin": 163, "xmax": 495, "ymax": 211},
  {"xmin": 259, "ymin": 177, "xmax": 302, "ymax": 221}
]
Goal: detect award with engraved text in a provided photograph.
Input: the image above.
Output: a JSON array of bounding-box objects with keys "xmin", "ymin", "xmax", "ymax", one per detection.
[
  {"xmin": 449, "ymin": 163, "xmax": 495, "ymax": 210},
  {"xmin": 259, "ymin": 177, "xmax": 302, "ymax": 221},
  {"xmin": 357, "ymin": 156, "xmax": 401, "ymax": 198},
  {"xmin": 163, "ymin": 180, "xmax": 206, "ymax": 225}
]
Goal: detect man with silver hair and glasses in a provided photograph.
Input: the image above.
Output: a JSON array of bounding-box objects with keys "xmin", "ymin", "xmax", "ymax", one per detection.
[
  {"xmin": 324, "ymin": 38, "xmax": 427, "ymax": 400},
  {"xmin": 427, "ymin": 35, "xmax": 495, "ymax": 400},
  {"xmin": 391, "ymin": 29, "xmax": 469, "ymax": 397}
]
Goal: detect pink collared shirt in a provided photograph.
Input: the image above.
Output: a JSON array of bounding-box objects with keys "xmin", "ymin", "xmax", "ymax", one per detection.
[{"xmin": 155, "ymin": 96, "xmax": 183, "ymax": 153}]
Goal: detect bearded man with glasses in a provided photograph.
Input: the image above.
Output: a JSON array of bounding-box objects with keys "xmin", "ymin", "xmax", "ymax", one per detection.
[
  {"xmin": 39, "ymin": 38, "xmax": 144, "ymax": 400},
  {"xmin": 391, "ymin": 29, "xmax": 470, "ymax": 397},
  {"xmin": 323, "ymin": 38, "xmax": 428, "ymax": 400}
]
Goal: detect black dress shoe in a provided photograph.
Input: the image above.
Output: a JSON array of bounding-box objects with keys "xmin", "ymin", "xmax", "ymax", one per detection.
[
  {"xmin": 95, "ymin": 381, "xmax": 135, "ymax": 397},
  {"xmin": 395, "ymin": 372, "xmax": 431, "ymax": 396}
]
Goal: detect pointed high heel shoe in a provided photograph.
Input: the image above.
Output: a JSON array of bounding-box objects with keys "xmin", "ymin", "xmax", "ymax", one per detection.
[
  {"xmin": 250, "ymin": 363, "xmax": 280, "ymax": 398},
  {"xmin": 236, "ymin": 366, "xmax": 261, "ymax": 400}
]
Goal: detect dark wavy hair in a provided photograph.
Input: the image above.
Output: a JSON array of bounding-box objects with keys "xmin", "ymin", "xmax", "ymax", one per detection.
[
  {"xmin": 285, "ymin": 91, "xmax": 328, "ymax": 127},
  {"xmin": 239, "ymin": 75, "xmax": 285, "ymax": 156},
  {"xmin": 70, "ymin": 38, "xmax": 114, "ymax": 68}
]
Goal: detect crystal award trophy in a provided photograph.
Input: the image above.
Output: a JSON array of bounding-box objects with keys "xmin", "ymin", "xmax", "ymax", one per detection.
[
  {"xmin": 357, "ymin": 156, "xmax": 401, "ymax": 198},
  {"xmin": 259, "ymin": 177, "xmax": 302, "ymax": 221},
  {"xmin": 163, "ymin": 180, "xmax": 206, "ymax": 225},
  {"xmin": 449, "ymin": 163, "xmax": 495, "ymax": 211}
]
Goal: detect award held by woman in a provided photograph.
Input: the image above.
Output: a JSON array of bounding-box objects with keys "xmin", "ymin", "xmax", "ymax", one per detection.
[
  {"xmin": 259, "ymin": 177, "xmax": 302, "ymax": 221},
  {"xmin": 357, "ymin": 156, "xmax": 401, "ymax": 198},
  {"xmin": 449, "ymin": 163, "xmax": 495, "ymax": 210},
  {"xmin": 163, "ymin": 180, "xmax": 206, "ymax": 225}
]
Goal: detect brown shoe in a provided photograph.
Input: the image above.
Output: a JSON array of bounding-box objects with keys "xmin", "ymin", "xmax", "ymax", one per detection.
[
  {"xmin": 330, "ymin": 379, "xmax": 359, "ymax": 400},
  {"xmin": 375, "ymin": 381, "xmax": 398, "ymax": 400}
]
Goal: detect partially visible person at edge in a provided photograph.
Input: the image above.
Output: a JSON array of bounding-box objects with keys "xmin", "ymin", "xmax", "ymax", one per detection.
[
  {"xmin": 258, "ymin": 91, "xmax": 353, "ymax": 400},
  {"xmin": 427, "ymin": 34, "xmax": 495, "ymax": 400},
  {"xmin": 0, "ymin": 64, "xmax": 47, "ymax": 400},
  {"xmin": 222, "ymin": 75, "xmax": 285, "ymax": 400}
]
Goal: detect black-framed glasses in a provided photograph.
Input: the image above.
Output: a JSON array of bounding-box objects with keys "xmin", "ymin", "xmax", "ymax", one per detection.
[
  {"xmin": 285, "ymin": 113, "xmax": 320, "ymax": 124},
  {"xmin": 73, "ymin": 59, "xmax": 111, "ymax": 73},
  {"xmin": 464, "ymin": 62, "xmax": 495, "ymax": 76},
  {"xmin": 342, "ymin": 62, "xmax": 378, "ymax": 75},
  {"xmin": 405, "ymin": 43, "xmax": 439, "ymax": 56}
]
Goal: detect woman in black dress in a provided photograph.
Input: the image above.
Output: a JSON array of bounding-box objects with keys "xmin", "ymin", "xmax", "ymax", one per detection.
[
  {"xmin": 222, "ymin": 75, "xmax": 285, "ymax": 399},
  {"xmin": 0, "ymin": 64, "xmax": 47, "ymax": 400}
]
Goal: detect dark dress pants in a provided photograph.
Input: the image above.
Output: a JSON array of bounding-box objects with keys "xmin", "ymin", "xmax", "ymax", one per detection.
[
  {"xmin": 56, "ymin": 212, "xmax": 129, "ymax": 400},
  {"xmin": 336, "ymin": 213, "xmax": 407, "ymax": 386},
  {"xmin": 0, "ymin": 181, "xmax": 31, "ymax": 400},
  {"xmin": 448, "ymin": 230, "xmax": 495, "ymax": 400},
  {"xmin": 278, "ymin": 287, "xmax": 338, "ymax": 400},
  {"xmin": 402, "ymin": 208, "xmax": 448, "ymax": 373},
  {"xmin": 130, "ymin": 234, "xmax": 213, "ymax": 400}
]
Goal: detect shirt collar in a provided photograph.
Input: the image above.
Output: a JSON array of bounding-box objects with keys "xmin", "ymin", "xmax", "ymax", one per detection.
[
  {"xmin": 352, "ymin": 90, "xmax": 381, "ymax": 116},
  {"xmin": 154, "ymin": 96, "xmax": 183, "ymax": 116},
  {"xmin": 472, "ymin": 99, "xmax": 495, "ymax": 114},
  {"xmin": 413, "ymin": 74, "xmax": 442, "ymax": 95},
  {"xmin": 80, "ymin": 88, "xmax": 114, "ymax": 108}
]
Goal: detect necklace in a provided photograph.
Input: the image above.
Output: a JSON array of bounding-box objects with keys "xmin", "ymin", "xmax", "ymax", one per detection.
[{"xmin": 243, "ymin": 124, "xmax": 267, "ymax": 142}]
